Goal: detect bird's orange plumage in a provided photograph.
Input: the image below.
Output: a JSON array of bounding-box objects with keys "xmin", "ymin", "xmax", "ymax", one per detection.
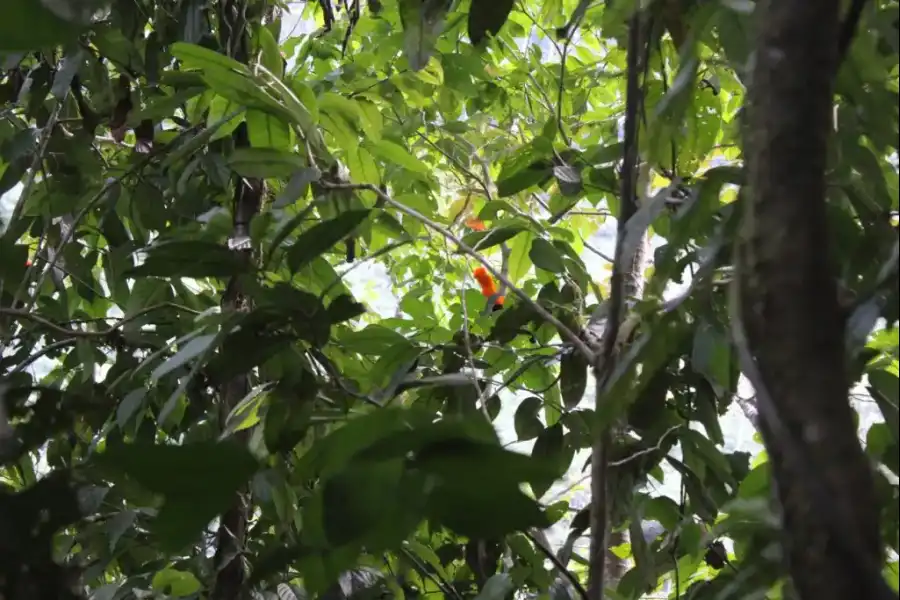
[
  {"xmin": 473, "ymin": 267, "xmax": 496, "ymax": 296},
  {"xmin": 465, "ymin": 217, "xmax": 487, "ymax": 231},
  {"xmin": 473, "ymin": 266, "xmax": 504, "ymax": 309}
]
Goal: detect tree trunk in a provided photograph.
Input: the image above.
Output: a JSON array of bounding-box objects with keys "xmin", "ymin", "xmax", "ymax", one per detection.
[
  {"xmin": 602, "ymin": 163, "xmax": 651, "ymax": 590},
  {"xmin": 586, "ymin": 4, "xmax": 650, "ymax": 594},
  {"xmin": 739, "ymin": 1, "xmax": 884, "ymax": 599},
  {"xmin": 211, "ymin": 1, "xmax": 263, "ymax": 599}
]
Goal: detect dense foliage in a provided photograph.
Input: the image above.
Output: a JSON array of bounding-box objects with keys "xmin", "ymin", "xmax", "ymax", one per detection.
[{"xmin": 0, "ymin": 0, "xmax": 897, "ymax": 599}]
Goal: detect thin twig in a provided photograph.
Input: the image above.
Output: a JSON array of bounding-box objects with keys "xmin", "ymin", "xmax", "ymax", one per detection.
[
  {"xmin": 0, "ymin": 302, "xmax": 201, "ymax": 340},
  {"xmin": 608, "ymin": 425, "xmax": 681, "ymax": 467},
  {"xmin": 525, "ymin": 529, "xmax": 589, "ymax": 600},
  {"xmin": 581, "ymin": 238, "xmax": 614, "ymax": 263},
  {"xmin": 9, "ymin": 101, "xmax": 63, "ymax": 225}
]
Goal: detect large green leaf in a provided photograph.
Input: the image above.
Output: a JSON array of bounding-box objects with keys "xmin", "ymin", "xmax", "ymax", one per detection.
[
  {"xmin": 468, "ymin": 0, "xmax": 516, "ymax": 45},
  {"xmin": 93, "ymin": 442, "xmax": 258, "ymax": 551},
  {"xmin": 228, "ymin": 147, "xmax": 306, "ymax": 178},
  {"xmin": 398, "ymin": 0, "xmax": 452, "ymax": 71},
  {"xmin": 1, "ymin": 0, "xmax": 96, "ymax": 50},
  {"xmin": 127, "ymin": 241, "xmax": 247, "ymax": 278},
  {"xmin": 286, "ymin": 210, "xmax": 372, "ymax": 271}
]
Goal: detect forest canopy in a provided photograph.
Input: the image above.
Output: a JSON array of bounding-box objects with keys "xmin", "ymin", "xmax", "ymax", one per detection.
[{"xmin": 0, "ymin": 0, "xmax": 898, "ymax": 599}]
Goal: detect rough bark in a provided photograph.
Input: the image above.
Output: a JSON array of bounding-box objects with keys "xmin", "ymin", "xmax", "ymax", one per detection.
[
  {"xmin": 739, "ymin": 1, "xmax": 884, "ymax": 598},
  {"xmin": 597, "ymin": 165, "xmax": 651, "ymax": 591},
  {"xmin": 211, "ymin": 1, "xmax": 262, "ymax": 599},
  {"xmin": 586, "ymin": 0, "xmax": 650, "ymax": 578}
]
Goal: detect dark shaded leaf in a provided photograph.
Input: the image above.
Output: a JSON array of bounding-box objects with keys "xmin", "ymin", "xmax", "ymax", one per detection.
[
  {"xmin": 428, "ymin": 483, "xmax": 548, "ymax": 539},
  {"xmin": 530, "ymin": 423, "xmax": 565, "ymax": 498},
  {"xmin": 319, "ymin": 459, "xmax": 425, "ymax": 547},
  {"xmin": 559, "ymin": 349, "xmax": 588, "ymax": 409},
  {"xmin": 294, "ymin": 406, "xmax": 435, "ymax": 480},
  {"xmin": 128, "ymin": 240, "xmax": 246, "ymax": 278},
  {"xmin": 462, "ymin": 225, "xmax": 529, "ymax": 252},
  {"xmin": 0, "ymin": 0, "xmax": 93, "ymax": 51},
  {"xmin": 264, "ymin": 384, "xmax": 317, "ymax": 454},
  {"xmin": 468, "ymin": 0, "xmax": 516, "ymax": 45},
  {"xmin": 274, "ymin": 166, "xmax": 321, "ymax": 208},
  {"xmin": 398, "ymin": 0, "xmax": 452, "ymax": 71},
  {"xmin": 869, "ymin": 370, "xmax": 899, "ymax": 443},
  {"xmin": 514, "ymin": 396, "xmax": 543, "ymax": 441},
  {"xmin": 228, "ymin": 147, "xmax": 306, "ymax": 178},
  {"xmin": 496, "ymin": 164, "xmax": 553, "ymax": 197},
  {"xmin": 691, "ymin": 321, "xmax": 732, "ymax": 397},
  {"xmin": 553, "ymin": 164, "xmax": 583, "ymax": 196},
  {"xmin": 287, "ymin": 210, "xmax": 372, "ymax": 272},
  {"xmin": 151, "ymin": 334, "xmax": 218, "ymax": 381},
  {"xmin": 327, "ymin": 293, "xmax": 367, "ymax": 323},
  {"xmin": 488, "ymin": 302, "xmax": 538, "ymax": 344},
  {"xmin": 529, "ymin": 237, "xmax": 566, "ymax": 273},
  {"xmin": 475, "ymin": 574, "xmax": 515, "ymax": 600},
  {"xmin": 92, "ymin": 441, "xmax": 258, "ymax": 551}
]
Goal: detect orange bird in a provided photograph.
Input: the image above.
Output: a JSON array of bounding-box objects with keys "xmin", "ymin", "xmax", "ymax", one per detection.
[
  {"xmin": 473, "ymin": 266, "xmax": 504, "ymax": 311},
  {"xmin": 465, "ymin": 217, "xmax": 487, "ymax": 231}
]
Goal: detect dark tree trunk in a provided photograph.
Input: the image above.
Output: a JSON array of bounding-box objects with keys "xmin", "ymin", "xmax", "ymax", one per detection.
[
  {"xmin": 211, "ymin": 1, "xmax": 263, "ymax": 599},
  {"xmin": 739, "ymin": 1, "xmax": 884, "ymax": 599}
]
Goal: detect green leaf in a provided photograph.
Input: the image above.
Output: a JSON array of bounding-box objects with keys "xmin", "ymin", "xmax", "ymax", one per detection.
[
  {"xmin": 529, "ymin": 237, "xmax": 566, "ymax": 273},
  {"xmin": 327, "ymin": 294, "xmax": 367, "ymax": 323},
  {"xmin": 428, "ymin": 481, "xmax": 548, "ymax": 539},
  {"xmin": 506, "ymin": 230, "xmax": 534, "ymax": 284},
  {"xmin": 93, "ymin": 441, "xmax": 258, "ymax": 551},
  {"xmin": 514, "ymin": 397, "xmax": 543, "ymax": 441},
  {"xmin": 274, "ymin": 166, "xmax": 321, "ymax": 209},
  {"xmin": 221, "ymin": 385, "xmax": 269, "ymax": 438},
  {"xmin": 294, "ymin": 406, "xmax": 435, "ymax": 480},
  {"xmin": 406, "ymin": 540, "xmax": 451, "ymax": 581},
  {"xmin": 416, "ymin": 440, "xmax": 553, "ymax": 537},
  {"xmin": 462, "ymin": 225, "xmax": 529, "ymax": 251},
  {"xmin": 247, "ymin": 109, "xmax": 292, "ymax": 150},
  {"xmin": 127, "ymin": 240, "xmax": 247, "ymax": 278},
  {"xmin": 559, "ymin": 350, "xmax": 588, "ymax": 409},
  {"xmin": 171, "ymin": 42, "xmax": 307, "ymax": 134},
  {"xmin": 340, "ymin": 325, "xmax": 411, "ymax": 355},
  {"xmin": 0, "ymin": 0, "xmax": 92, "ymax": 51},
  {"xmin": 682, "ymin": 429, "xmax": 734, "ymax": 486},
  {"xmin": 869, "ymin": 370, "xmax": 899, "ymax": 443},
  {"xmin": 257, "ymin": 26, "xmax": 283, "ymax": 78},
  {"xmin": 530, "ymin": 423, "xmax": 565, "ymax": 498},
  {"xmin": 228, "ymin": 147, "xmax": 306, "ymax": 178},
  {"xmin": 319, "ymin": 92, "xmax": 364, "ymax": 131},
  {"xmin": 151, "ymin": 569, "xmax": 202, "ymax": 597},
  {"xmin": 371, "ymin": 342, "xmax": 423, "ymax": 400},
  {"xmin": 287, "ymin": 210, "xmax": 372, "ymax": 272},
  {"xmin": 319, "ymin": 459, "xmax": 424, "ymax": 548},
  {"xmin": 151, "ymin": 334, "xmax": 218, "ymax": 381},
  {"xmin": 171, "ymin": 41, "xmax": 249, "ymax": 74},
  {"xmin": 553, "ymin": 164, "xmax": 583, "ymax": 197},
  {"xmin": 468, "ymin": 0, "xmax": 516, "ymax": 45},
  {"xmin": 158, "ymin": 110, "xmax": 242, "ymax": 170},
  {"xmin": 399, "ymin": 0, "xmax": 451, "ymax": 71},
  {"xmin": 489, "ymin": 302, "xmax": 538, "ymax": 345},
  {"xmin": 691, "ymin": 321, "xmax": 732, "ymax": 397},
  {"xmin": 475, "ymin": 574, "xmax": 515, "ymax": 600},
  {"xmin": 496, "ymin": 164, "xmax": 553, "ymax": 197},
  {"xmin": 367, "ymin": 139, "xmax": 430, "ymax": 175}
]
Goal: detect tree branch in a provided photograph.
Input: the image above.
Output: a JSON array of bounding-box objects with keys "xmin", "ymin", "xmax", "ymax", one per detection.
[{"xmin": 320, "ymin": 181, "xmax": 596, "ymax": 363}]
